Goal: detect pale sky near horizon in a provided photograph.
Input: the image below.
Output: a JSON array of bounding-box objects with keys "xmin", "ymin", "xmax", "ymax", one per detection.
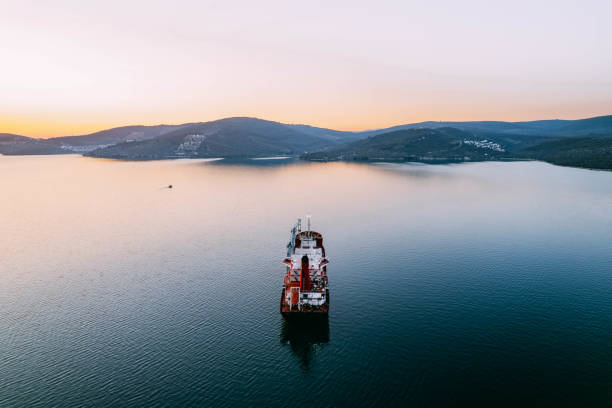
[{"xmin": 1, "ymin": 0, "xmax": 611, "ymax": 137}]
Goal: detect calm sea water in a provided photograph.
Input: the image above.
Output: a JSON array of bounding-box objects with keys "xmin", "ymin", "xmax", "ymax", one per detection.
[{"xmin": 1, "ymin": 155, "xmax": 612, "ymax": 406}]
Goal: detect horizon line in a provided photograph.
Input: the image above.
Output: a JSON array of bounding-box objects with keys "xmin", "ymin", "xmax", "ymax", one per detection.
[{"xmin": 4, "ymin": 113, "xmax": 611, "ymax": 139}]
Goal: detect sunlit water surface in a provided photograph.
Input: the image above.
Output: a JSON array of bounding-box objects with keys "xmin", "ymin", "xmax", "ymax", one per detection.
[{"xmin": 1, "ymin": 155, "xmax": 612, "ymax": 406}]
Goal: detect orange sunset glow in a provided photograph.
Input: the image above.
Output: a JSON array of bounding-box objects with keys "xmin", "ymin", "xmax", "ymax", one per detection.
[{"xmin": 2, "ymin": 1, "xmax": 611, "ymax": 137}]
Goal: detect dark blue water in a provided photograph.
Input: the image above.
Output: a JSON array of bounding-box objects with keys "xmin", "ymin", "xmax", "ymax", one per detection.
[{"xmin": 2, "ymin": 156, "xmax": 612, "ymax": 406}]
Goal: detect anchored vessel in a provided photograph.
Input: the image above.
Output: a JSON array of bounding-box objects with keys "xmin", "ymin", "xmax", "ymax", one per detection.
[{"xmin": 280, "ymin": 217, "xmax": 330, "ymax": 317}]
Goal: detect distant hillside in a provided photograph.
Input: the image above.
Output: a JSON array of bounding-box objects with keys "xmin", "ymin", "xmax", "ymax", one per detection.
[
  {"xmin": 358, "ymin": 115, "xmax": 612, "ymax": 138},
  {"xmin": 0, "ymin": 133, "xmax": 31, "ymax": 142},
  {"xmin": 50, "ymin": 124, "xmax": 190, "ymax": 151},
  {"xmin": 519, "ymin": 134, "xmax": 612, "ymax": 170},
  {"xmin": 302, "ymin": 128, "xmax": 516, "ymax": 162},
  {"xmin": 286, "ymin": 124, "xmax": 360, "ymax": 143},
  {"xmin": 551, "ymin": 116, "xmax": 612, "ymax": 136},
  {"xmin": 86, "ymin": 117, "xmax": 335, "ymax": 159},
  {"xmin": 0, "ymin": 125, "xmax": 191, "ymax": 155},
  {"xmin": 0, "ymin": 133, "xmax": 67, "ymax": 155},
  {"xmin": 2, "ymin": 114, "xmax": 611, "ymax": 162},
  {"xmin": 302, "ymin": 127, "xmax": 612, "ymax": 170}
]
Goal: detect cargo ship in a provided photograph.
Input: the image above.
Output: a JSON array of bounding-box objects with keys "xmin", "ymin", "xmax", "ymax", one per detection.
[{"xmin": 280, "ymin": 217, "xmax": 329, "ymax": 317}]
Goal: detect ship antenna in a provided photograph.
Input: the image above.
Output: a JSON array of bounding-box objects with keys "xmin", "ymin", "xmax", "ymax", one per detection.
[{"xmin": 307, "ymin": 214, "xmax": 311, "ymax": 231}]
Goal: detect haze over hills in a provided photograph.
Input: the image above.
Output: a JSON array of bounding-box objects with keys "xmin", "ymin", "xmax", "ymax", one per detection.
[{"xmin": 1, "ymin": 115, "xmax": 612, "ymax": 169}]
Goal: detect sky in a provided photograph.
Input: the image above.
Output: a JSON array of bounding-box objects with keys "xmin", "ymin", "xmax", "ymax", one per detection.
[{"xmin": 1, "ymin": 0, "xmax": 611, "ymax": 137}]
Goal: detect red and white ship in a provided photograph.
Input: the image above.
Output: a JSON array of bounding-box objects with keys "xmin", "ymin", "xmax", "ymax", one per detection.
[{"xmin": 280, "ymin": 217, "xmax": 329, "ymax": 317}]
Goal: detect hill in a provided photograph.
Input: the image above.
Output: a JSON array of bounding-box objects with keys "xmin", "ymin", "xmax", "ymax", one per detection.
[
  {"xmin": 50, "ymin": 124, "xmax": 190, "ymax": 152},
  {"xmin": 359, "ymin": 115, "xmax": 612, "ymax": 138},
  {"xmin": 302, "ymin": 127, "xmax": 612, "ymax": 170},
  {"xmin": 519, "ymin": 134, "xmax": 612, "ymax": 170},
  {"xmin": 285, "ymin": 124, "xmax": 361, "ymax": 143},
  {"xmin": 2, "ymin": 115, "xmax": 611, "ymax": 163},
  {"xmin": 0, "ymin": 133, "xmax": 67, "ymax": 155},
  {"xmin": 0, "ymin": 125, "xmax": 191, "ymax": 155},
  {"xmin": 85, "ymin": 117, "xmax": 335, "ymax": 159},
  {"xmin": 302, "ymin": 128, "xmax": 516, "ymax": 162}
]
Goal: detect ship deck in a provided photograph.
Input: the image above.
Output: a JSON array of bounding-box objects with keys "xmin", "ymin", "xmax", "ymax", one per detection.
[{"xmin": 280, "ymin": 288, "xmax": 329, "ymax": 317}]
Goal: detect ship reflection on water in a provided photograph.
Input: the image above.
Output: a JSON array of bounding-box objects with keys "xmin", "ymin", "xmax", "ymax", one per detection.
[{"xmin": 280, "ymin": 317, "xmax": 329, "ymax": 368}]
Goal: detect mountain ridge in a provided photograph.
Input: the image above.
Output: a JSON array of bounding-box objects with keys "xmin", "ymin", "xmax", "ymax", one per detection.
[
  {"xmin": 2, "ymin": 115, "xmax": 612, "ymax": 165},
  {"xmin": 301, "ymin": 126, "xmax": 612, "ymax": 170},
  {"xmin": 85, "ymin": 117, "xmax": 336, "ymax": 160}
]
